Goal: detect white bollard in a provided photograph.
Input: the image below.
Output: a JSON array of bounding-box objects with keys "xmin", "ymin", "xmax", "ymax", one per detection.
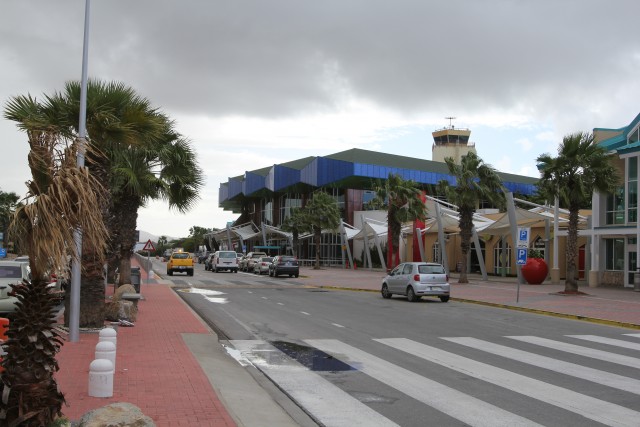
[
  {"xmin": 88, "ymin": 359, "xmax": 114, "ymax": 397},
  {"xmin": 95, "ymin": 341, "xmax": 116, "ymax": 371},
  {"xmin": 99, "ymin": 327, "xmax": 117, "ymax": 347},
  {"xmin": 149, "ymin": 270, "xmax": 155, "ymax": 279}
]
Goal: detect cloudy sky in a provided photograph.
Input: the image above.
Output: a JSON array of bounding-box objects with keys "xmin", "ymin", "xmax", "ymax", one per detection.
[{"xmin": 2, "ymin": 0, "xmax": 639, "ymax": 239}]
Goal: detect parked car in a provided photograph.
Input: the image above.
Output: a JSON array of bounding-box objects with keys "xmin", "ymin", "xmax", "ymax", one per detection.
[
  {"xmin": 204, "ymin": 253, "xmax": 215, "ymax": 271},
  {"xmin": 198, "ymin": 251, "xmax": 211, "ymax": 264},
  {"xmin": 0, "ymin": 261, "xmax": 30, "ymax": 316},
  {"xmin": 381, "ymin": 262, "xmax": 450, "ymax": 302},
  {"xmin": 211, "ymin": 251, "xmax": 238, "ymax": 273},
  {"xmin": 242, "ymin": 252, "xmax": 267, "ymax": 272},
  {"xmin": 269, "ymin": 255, "xmax": 299, "ymax": 278},
  {"xmin": 253, "ymin": 257, "xmax": 273, "ymax": 275}
]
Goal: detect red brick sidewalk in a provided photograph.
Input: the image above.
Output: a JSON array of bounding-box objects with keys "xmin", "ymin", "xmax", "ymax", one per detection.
[{"xmin": 55, "ymin": 263, "xmax": 236, "ymax": 426}]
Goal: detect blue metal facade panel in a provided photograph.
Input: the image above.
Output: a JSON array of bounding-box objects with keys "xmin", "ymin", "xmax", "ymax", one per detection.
[
  {"xmin": 504, "ymin": 181, "xmax": 536, "ymax": 195},
  {"xmin": 301, "ymin": 158, "xmax": 318, "ymax": 186},
  {"xmin": 266, "ymin": 168, "xmax": 275, "ymax": 191},
  {"xmin": 219, "ymin": 183, "xmax": 229, "ymax": 203},
  {"xmin": 314, "ymin": 158, "xmax": 354, "ymax": 186},
  {"xmin": 228, "ymin": 177, "xmax": 243, "ymax": 199},
  {"xmin": 245, "ymin": 172, "xmax": 266, "ymax": 195},
  {"xmin": 273, "ymin": 165, "xmax": 301, "ymax": 191}
]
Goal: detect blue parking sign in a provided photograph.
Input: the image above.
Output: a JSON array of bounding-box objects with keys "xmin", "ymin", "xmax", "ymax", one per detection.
[
  {"xmin": 516, "ymin": 248, "xmax": 528, "ymax": 265},
  {"xmin": 0, "ymin": 248, "xmax": 6, "ymax": 258}
]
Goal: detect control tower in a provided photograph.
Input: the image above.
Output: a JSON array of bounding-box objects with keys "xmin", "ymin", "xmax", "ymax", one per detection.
[{"xmin": 432, "ymin": 117, "xmax": 476, "ymax": 163}]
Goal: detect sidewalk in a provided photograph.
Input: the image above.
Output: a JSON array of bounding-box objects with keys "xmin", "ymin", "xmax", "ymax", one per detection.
[{"xmin": 54, "ymin": 261, "xmax": 640, "ymax": 425}]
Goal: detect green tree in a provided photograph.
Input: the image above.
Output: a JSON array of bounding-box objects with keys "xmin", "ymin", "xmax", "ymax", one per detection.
[
  {"xmin": 374, "ymin": 173, "xmax": 428, "ymax": 270},
  {"xmin": 1, "ymin": 110, "xmax": 108, "ymax": 426},
  {"xmin": 5, "ymin": 80, "xmax": 171, "ymax": 326},
  {"xmin": 536, "ymin": 132, "xmax": 620, "ymax": 292},
  {"xmin": 280, "ymin": 207, "xmax": 309, "ymax": 257},
  {"xmin": 110, "ymin": 126, "xmax": 204, "ymax": 285},
  {"xmin": 189, "ymin": 225, "xmax": 212, "ymax": 250},
  {"xmin": 303, "ymin": 191, "xmax": 341, "ymax": 269},
  {"xmin": 437, "ymin": 152, "xmax": 505, "ymax": 283},
  {"xmin": 0, "ymin": 189, "xmax": 20, "ymax": 249}
]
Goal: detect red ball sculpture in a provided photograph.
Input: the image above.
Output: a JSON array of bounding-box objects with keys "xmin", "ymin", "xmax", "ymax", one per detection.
[{"xmin": 521, "ymin": 257, "xmax": 548, "ymax": 285}]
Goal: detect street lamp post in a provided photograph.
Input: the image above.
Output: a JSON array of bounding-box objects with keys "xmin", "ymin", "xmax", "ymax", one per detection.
[{"xmin": 69, "ymin": 0, "xmax": 91, "ymax": 343}]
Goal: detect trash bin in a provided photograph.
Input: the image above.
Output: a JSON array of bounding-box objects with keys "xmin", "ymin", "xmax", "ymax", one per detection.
[{"xmin": 130, "ymin": 267, "xmax": 141, "ymax": 293}]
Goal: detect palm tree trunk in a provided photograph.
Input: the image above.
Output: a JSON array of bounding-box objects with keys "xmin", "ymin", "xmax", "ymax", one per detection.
[
  {"xmin": 114, "ymin": 194, "xmax": 141, "ymax": 286},
  {"xmin": 564, "ymin": 206, "xmax": 580, "ymax": 292},
  {"xmin": 458, "ymin": 208, "xmax": 474, "ymax": 284},
  {"xmin": 314, "ymin": 227, "xmax": 321, "ymax": 269}
]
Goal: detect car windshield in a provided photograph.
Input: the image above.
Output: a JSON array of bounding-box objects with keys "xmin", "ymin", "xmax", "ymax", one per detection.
[
  {"xmin": 418, "ymin": 265, "xmax": 445, "ymax": 274},
  {"xmin": 173, "ymin": 253, "xmax": 189, "ymax": 259},
  {"xmin": 219, "ymin": 252, "xmax": 236, "ymax": 258},
  {"xmin": 262, "ymin": 257, "xmax": 273, "ymax": 262},
  {"xmin": 0, "ymin": 266, "xmax": 22, "ymax": 278}
]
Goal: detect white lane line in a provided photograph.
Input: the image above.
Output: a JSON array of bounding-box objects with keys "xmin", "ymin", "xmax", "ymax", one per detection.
[
  {"xmin": 443, "ymin": 337, "xmax": 640, "ymax": 395},
  {"xmin": 306, "ymin": 339, "xmax": 541, "ymax": 427},
  {"xmin": 376, "ymin": 338, "xmax": 640, "ymax": 427},
  {"xmin": 300, "ymin": 311, "xmax": 310, "ymax": 316},
  {"xmin": 507, "ymin": 336, "xmax": 640, "ymax": 370},
  {"xmin": 261, "ymin": 296, "xmax": 268, "ymax": 300},
  {"xmin": 566, "ymin": 335, "xmax": 640, "ymax": 351},
  {"xmin": 231, "ymin": 340, "xmax": 398, "ymax": 427},
  {"xmin": 624, "ymin": 333, "xmax": 640, "ymax": 338},
  {"xmin": 277, "ymin": 302, "xmax": 284, "ymax": 306},
  {"xmin": 331, "ymin": 323, "xmax": 345, "ymax": 328}
]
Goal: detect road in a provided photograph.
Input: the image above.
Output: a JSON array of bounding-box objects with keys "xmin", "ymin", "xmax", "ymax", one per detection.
[{"xmin": 156, "ymin": 259, "xmax": 640, "ymax": 427}]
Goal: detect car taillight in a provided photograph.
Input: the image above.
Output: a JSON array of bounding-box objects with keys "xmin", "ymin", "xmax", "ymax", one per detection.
[
  {"xmin": 446, "ymin": 274, "xmax": 449, "ymax": 282},
  {"xmin": 413, "ymin": 274, "xmax": 420, "ymax": 281}
]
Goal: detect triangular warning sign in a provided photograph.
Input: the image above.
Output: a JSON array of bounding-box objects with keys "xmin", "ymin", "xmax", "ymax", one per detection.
[{"xmin": 143, "ymin": 239, "xmax": 155, "ymax": 251}]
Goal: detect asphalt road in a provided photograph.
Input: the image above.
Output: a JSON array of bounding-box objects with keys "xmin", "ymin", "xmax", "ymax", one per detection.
[{"xmin": 163, "ymin": 260, "xmax": 640, "ymax": 427}]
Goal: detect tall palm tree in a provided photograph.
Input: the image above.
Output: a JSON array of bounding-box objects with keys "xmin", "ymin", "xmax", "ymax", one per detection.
[
  {"xmin": 303, "ymin": 191, "xmax": 341, "ymax": 269},
  {"xmin": 536, "ymin": 132, "xmax": 619, "ymax": 292},
  {"xmin": 6, "ymin": 80, "xmax": 168, "ymax": 327},
  {"xmin": 110, "ymin": 129, "xmax": 203, "ymax": 285},
  {"xmin": 1, "ymin": 105, "xmax": 108, "ymax": 426},
  {"xmin": 374, "ymin": 173, "xmax": 428, "ymax": 270},
  {"xmin": 437, "ymin": 152, "xmax": 505, "ymax": 284}
]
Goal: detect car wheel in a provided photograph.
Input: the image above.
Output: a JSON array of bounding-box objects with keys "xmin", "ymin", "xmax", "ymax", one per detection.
[
  {"xmin": 381, "ymin": 284, "xmax": 392, "ymax": 299},
  {"xmin": 407, "ymin": 286, "xmax": 418, "ymax": 302},
  {"xmin": 439, "ymin": 296, "xmax": 450, "ymax": 303},
  {"xmin": 294, "ymin": 273, "xmax": 299, "ymax": 278},
  {"xmin": 188, "ymin": 270, "xmax": 194, "ymax": 276},
  {"xmin": 167, "ymin": 270, "xmax": 173, "ymax": 276}
]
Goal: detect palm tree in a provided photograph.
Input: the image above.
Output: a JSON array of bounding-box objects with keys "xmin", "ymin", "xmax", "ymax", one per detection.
[
  {"xmin": 6, "ymin": 80, "xmax": 168, "ymax": 327},
  {"xmin": 303, "ymin": 191, "xmax": 341, "ymax": 269},
  {"xmin": 1, "ymin": 107, "xmax": 108, "ymax": 426},
  {"xmin": 437, "ymin": 152, "xmax": 505, "ymax": 284},
  {"xmin": 280, "ymin": 207, "xmax": 309, "ymax": 257},
  {"xmin": 109, "ymin": 122, "xmax": 203, "ymax": 285},
  {"xmin": 0, "ymin": 189, "xmax": 20, "ymax": 249},
  {"xmin": 536, "ymin": 132, "xmax": 620, "ymax": 292},
  {"xmin": 374, "ymin": 173, "xmax": 428, "ymax": 270}
]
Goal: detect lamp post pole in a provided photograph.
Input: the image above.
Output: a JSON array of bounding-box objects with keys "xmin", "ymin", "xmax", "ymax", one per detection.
[{"xmin": 70, "ymin": 0, "xmax": 91, "ymax": 343}]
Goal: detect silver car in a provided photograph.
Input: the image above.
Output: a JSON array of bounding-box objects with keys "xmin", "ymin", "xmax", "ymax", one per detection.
[
  {"xmin": 381, "ymin": 262, "xmax": 450, "ymax": 302},
  {"xmin": 0, "ymin": 261, "xmax": 31, "ymax": 315}
]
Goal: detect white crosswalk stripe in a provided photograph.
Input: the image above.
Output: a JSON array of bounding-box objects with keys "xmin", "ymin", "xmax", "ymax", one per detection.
[
  {"xmin": 230, "ymin": 340, "xmax": 399, "ymax": 427},
  {"xmin": 567, "ymin": 334, "xmax": 640, "ymax": 351},
  {"xmin": 442, "ymin": 336, "xmax": 640, "ymax": 394},
  {"xmin": 305, "ymin": 339, "xmax": 542, "ymax": 427},
  {"xmin": 231, "ymin": 334, "xmax": 640, "ymax": 427},
  {"xmin": 375, "ymin": 337, "xmax": 640, "ymax": 426},
  {"xmin": 507, "ymin": 335, "xmax": 640, "ymax": 369}
]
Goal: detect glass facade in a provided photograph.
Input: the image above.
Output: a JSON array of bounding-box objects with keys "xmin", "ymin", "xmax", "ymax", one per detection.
[
  {"xmin": 605, "ymin": 238, "xmax": 625, "ymax": 271},
  {"xmin": 628, "ymin": 158, "xmax": 638, "ymax": 223},
  {"xmin": 606, "ymin": 186, "xmax": 625, "ymax": 225}
]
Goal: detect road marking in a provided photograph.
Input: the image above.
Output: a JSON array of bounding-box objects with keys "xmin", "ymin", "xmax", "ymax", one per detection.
[
  {"xmin": 300, "ymin": 311, "xmax": 310, "ymax": 316},
  {"xmin": 623, "ymin": 333, "xmax": 640, "ymax": 338},
  {"xmin": 231, "ymin": 340, "xmax": 399, "ymax": 427},
  {"xmin": 277, "ymin": 302, "xmax": 284, "ymax": 306},
  {"xmin": 376, "ymin": 338, "xmax": 640, "ymax": 427},
  {"xmin": 261, "ymin": 296, "xmax": 268, "ymax": 300},
  {"xmin": 306, "ymin": 339, "xmax": 542, "ymax": 427},
  {"xmin": 507, "ymin": 336, "xmax": 640, "ymax": 370},
  {"xmin": 331, "ymin": 323, "xmax": 345, "ymax": 328},
  {"xmin": 566, "ymin": 335, "xmax": 640, "ymax": 351},
  {"xmin": 443, "ymin": 337, "xmax": 640, "ymax": 395}
]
